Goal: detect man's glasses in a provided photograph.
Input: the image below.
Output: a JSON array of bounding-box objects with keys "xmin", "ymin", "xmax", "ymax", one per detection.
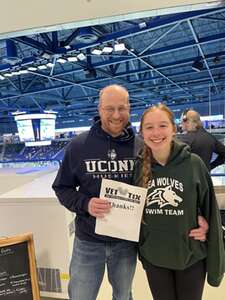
[
  {"xmin": 181, "ymin": 116, "xmax": 188, "ymax": 123},
  {"xmin": 101, "ymin": 106, "xmax": 129, "ymax": 115}
]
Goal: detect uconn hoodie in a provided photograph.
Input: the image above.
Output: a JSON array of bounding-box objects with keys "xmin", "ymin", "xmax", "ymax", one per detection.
[
  {"xmin": 132, "ymin": 140, "xmax": 225, "ymax": 287},
  {"xmin": 52, "ymin": 119, "xmax": 142, "ymax": 242}
]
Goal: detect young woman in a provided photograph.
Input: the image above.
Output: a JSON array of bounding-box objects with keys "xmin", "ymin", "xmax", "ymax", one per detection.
[{"xmin": 133, "ymin": 104, "xmax": 225, "ymax": 300}]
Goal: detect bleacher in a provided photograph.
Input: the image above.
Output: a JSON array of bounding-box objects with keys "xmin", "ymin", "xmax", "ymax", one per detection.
[
  {"xmin": 2, "ymin": 143, "xmax": 24, "ymax": 161},
  {"xmin": 0, "ymin": 139, "xmax": 69, "ymax": 163}
]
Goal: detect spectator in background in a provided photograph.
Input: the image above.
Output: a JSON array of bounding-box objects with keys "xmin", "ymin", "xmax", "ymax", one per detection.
[{"xmin": 180, "ymin": 109, "xmax": 225, "ymax": 170}]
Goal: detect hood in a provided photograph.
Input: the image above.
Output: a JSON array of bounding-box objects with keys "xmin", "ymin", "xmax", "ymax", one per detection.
[
  {"xmin": 166, "ymin": 139, "xmax": 191, "ymax": 166},
  {"xmin": 90, "ymin": 117, "xmax": 135, "ymax": 143},
  {"xmin": 137, "ymin": 139, "xmax": 191, "ymax": 166}
]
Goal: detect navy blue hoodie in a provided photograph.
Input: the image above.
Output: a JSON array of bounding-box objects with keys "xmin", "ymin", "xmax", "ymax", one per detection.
[{"xmin": 52, "ymin": 119, "xmax": 142, "ymax": 242}]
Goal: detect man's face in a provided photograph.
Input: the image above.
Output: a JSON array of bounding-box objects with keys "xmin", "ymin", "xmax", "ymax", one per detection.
[
  {"xmin": 141, "ymin": 108, "xmax": 176, "ymax": 156},
  {"xmin": 181, "ymin": 115, "xmax": 193, "ymax": 132},
  {"xmin": 181, "ymin": 115, "xmax": 188, "ymax": 132},
  {"xmin": 98, "ymin": 87, "xmax": 130, "ymax": 137}
]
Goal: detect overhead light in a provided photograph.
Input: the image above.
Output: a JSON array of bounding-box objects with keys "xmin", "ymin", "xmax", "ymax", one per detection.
[
  {"xmin": 64, "ymin": 45, "xmax": 71, "ymax": 50},
  {"xmin": 91, "ymin": 48, "xmax": 102, "ymax": 55},
  {"xmin": 192, "ymin": 60, "xmax": 203, "ymax": 72},
  {"xmin": 44, "ymin": 109, "xmax": 58, "ymax": 114},
  {"xmin": 102, "ymin": 46, "xmax": 113, "ymax": 53},
  {"xmin": 57, "ymin": 57, "xmax": 67, "ymax": 64},
  {"xmin": 67, "ymin": 56, "xmax": 78, "ymax": 62},
  {"xmin": 114, "ymin": 43, "xmax": 126, "ymax": 51},
  {"xmin": 37, "ymin": 65, "xmax": 48, "ymax": 70},
  {"xmin": 77, "ymin": 53, "xmax": 86, "ymax": 61},
  {"xmin": 4, "ymin": 72, "xmax": 13, "ymax": 77},
  {"xmin": 41, "ymin": 52, "xmax": 51, "ymax": 59},
  {"xmin": 46, "ymin": 62, "xmax": 55, "ymax": 68},
  {"xmin": 11, "ymin": 70, "xmax": 20, "ymax": 76},
  {"xmin": 138, "ymin": 22, "xmax": 147, "ymax": 29},
  {"xmin": 12, "ymin": 110, "xmax": 26, "ymax": 115},
  {"xmin": 28, "ymin": 66, "xmax": 38, "ymax": 71},
  {"xmin": 19, "ymin": 69, "xmax": 29, "ymax": 74}
]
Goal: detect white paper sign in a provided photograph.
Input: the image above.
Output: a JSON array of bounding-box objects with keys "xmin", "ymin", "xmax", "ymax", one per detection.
[{"xmin": 95, "ymin": 179, "xmax": 147, "ymax": 242}]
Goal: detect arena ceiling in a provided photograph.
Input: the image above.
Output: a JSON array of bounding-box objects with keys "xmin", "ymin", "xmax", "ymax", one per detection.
[{"xmin": 0, "ymin": 4, "xmax": 225, "ymax": 133}]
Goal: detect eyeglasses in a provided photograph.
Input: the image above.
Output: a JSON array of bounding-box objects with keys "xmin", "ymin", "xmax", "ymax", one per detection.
[
  {"xmin": 181, "ymin": 117, "xmax": 188, "ymax": 123},
  {"xmin": 101, "ymin": 106, "xmax": 129, "ymax": 115}
]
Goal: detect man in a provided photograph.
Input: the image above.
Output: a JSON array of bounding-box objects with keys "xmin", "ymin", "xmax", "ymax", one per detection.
[
  {"xmin": 52, "ymin": 85, "xmax": 208, "ymax": 300},
  {"xmin": 180, "ymin": 109, "xmax": 225, "ymax": 170}
]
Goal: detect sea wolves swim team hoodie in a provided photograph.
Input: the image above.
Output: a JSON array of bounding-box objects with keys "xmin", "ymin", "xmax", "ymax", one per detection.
[
  {"xmin": 52, "ymin": 118, "xmax": 142, "ymax": 242},
  {"xmin": 132, "ymin": 140, "xmax": 225, "ymax": 287}
]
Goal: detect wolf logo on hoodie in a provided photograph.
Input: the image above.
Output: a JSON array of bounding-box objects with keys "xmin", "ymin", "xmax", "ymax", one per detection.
[{"xmin": 147, "ymin": 185, "xmax": 183, "ymax": 208}]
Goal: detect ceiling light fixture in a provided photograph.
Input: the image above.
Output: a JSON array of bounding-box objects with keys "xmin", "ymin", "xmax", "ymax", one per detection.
[
  {"xmin": 41, "ymin": 52, "xmax": 51, "ymax": 60},
  {"xmin": 11, "ymin": 110, "xmax": 26, "ymax": 115},
  {"xmin": 57, "ymin": 57, "xmax": 67, "ymax": 64},
  {"xmin": 37, "ymin": 65, "xmax": 48, "ymax": 70},
  {"xmin": 138, "ymin": 22, "xmax": 147, "ymax": 29},
  {"xmin": 44, "ymin": 109, "xmax": 58, "ymax": 114},
  {"xmin": 19, "ymin": 69, "xmax": 29, "ymax": 74},
  {"xmin": 77, "ymin": 53, "xmax": 86, "ymax": 61},
  {"xmin": 64, "ymin": 45, "xmax": 71, "ymax": 50},
  {"xmin": 4, "ymin": 72, "xmax": 13, "ymax": 77},
  {"xmin": 114, "ymin": 43, "xmax": 126, "ymax": 51},
  {"xmin": 102, "ymin": 46, "xmax": 113, "ymax": 53},
  {"xmin": 67, "ymin": 56, "xmax": 78, "ymax": 62},
  {"xmin": 11, "ymin": 70, "xmax": 20, "ymax": 76},
  {"xmin": 46, "ymin": 62, "xmax": 55, "ymax": 68},
  {"xmin": 91, "ymin": 48, "xmax": 102, "ymax": 55},
  {"xmin": 28, "ymin": 66, "xmax": 38, "ymax": 71}
]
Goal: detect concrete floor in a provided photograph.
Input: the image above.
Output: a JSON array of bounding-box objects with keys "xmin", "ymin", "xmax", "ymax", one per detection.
[{"xmin": 40, "ymin": 260, "xmax": 225, "ymax": 300}]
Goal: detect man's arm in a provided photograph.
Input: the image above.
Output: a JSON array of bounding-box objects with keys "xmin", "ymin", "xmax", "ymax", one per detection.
[
  {"xmin": 210, "ymin": 139, "xmax": 225, "ymax": 170},
  {"xmin": 52, "ymin": 143, "xmax": 90, "ymax": 214},
  {"xmin": 53, "ymin": 181, "xmax": 90, "ymax": 214}
]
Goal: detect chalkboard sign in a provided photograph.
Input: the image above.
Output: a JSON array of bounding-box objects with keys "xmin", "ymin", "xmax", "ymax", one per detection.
[{"xmin": 0, "ymin": 233, "xmax": 40, "ymax": 300}]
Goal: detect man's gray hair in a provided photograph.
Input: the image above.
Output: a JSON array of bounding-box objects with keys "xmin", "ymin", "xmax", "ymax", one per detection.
[{"xmin": 186, "ymin": 110, "xmax": 202, "ymax": 129}]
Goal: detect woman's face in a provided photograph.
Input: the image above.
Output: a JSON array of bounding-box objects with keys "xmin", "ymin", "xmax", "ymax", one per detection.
[{"xmin": 141, "ymin": 108, "xmax": 176, "ymax": 155}]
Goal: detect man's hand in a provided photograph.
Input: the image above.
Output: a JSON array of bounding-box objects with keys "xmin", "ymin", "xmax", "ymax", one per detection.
[
  {"xmin": 189, "ymin": 216, "xmax": 209, "ymax": 241},
  {"xmin": 88, "ymin": 197, "xmax": 111, "ymax": 218}
]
